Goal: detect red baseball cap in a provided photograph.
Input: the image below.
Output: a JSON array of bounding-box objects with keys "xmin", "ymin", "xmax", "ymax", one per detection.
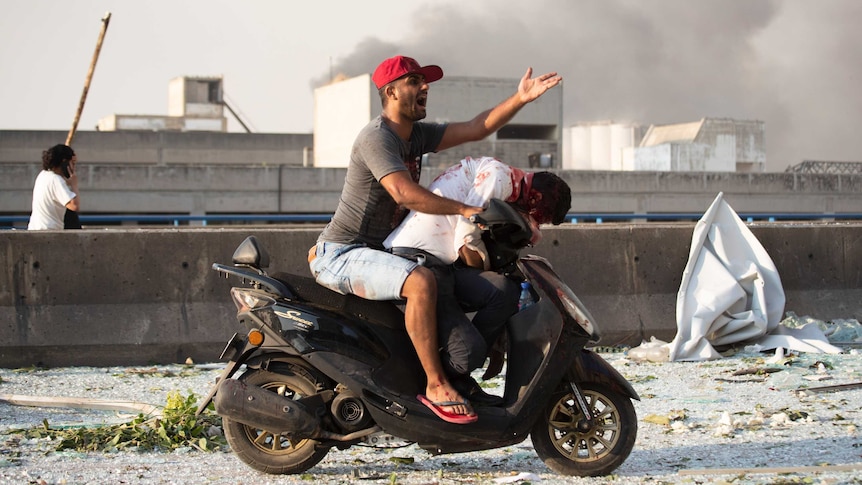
[{"xmin": 371, "ymin": 55, "xmax": 444, "ymax": 89}]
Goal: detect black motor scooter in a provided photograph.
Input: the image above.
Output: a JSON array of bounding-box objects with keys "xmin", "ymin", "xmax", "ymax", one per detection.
[{"xmin": 197, "ymin": 199, "xmax": 639, "ymax": 477}]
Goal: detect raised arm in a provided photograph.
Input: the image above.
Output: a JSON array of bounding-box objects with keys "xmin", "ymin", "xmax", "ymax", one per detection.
[
  {"xmin": 64, "ymin": 161, "xmax": 80, "ymax": 211},
  {"xmin": 436, "ymin": 67, "xmax": 561, "ymax": 151}
]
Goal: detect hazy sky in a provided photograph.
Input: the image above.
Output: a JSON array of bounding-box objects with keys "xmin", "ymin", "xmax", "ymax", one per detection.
[{"xmin": 2, "ymin": 0, "xmax": 860, "ymax": 172}]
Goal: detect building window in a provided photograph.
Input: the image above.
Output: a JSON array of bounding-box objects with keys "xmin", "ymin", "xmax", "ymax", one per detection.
[
  {"xmin": 207, "ymin": 81, "xmax": 222, "ymax": 103},
  {"xmin": 497, "ymin": 124, "xmax": 556, "ymax": 140}
]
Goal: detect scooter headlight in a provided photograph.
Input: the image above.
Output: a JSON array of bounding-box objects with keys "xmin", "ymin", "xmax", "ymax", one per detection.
[
  {"xmin": 556, "ymin": 285, "xmax": 597, "ymax": 338},
  {"xmin": 230, "ymin": 288, "xmax": 275, "ymax": 313}
]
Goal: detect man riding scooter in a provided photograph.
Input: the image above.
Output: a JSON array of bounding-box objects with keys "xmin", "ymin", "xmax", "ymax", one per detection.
[
  {"xmin": 308, "ymin": 55, "xmax": 562, "ymax": 424},
  {"xmin": 385, "ymin": 156, "xmax": 572, "ymax": 409}
]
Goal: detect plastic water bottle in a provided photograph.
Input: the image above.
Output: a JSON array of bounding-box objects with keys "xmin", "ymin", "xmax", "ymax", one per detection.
[{"xmin": 518, "ymin": 281, "xmax": 534, "ymax": 311}]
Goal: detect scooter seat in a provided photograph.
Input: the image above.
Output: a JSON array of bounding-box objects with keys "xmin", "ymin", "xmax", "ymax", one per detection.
[{"xmin": 270, "ymin": 272, "xmax": 406, "ymax": 330}]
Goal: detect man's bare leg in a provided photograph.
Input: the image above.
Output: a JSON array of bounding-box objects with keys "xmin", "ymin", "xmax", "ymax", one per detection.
[{"xmin": 401, "ymin": 266, "xmax": 472, "ymax": 416}]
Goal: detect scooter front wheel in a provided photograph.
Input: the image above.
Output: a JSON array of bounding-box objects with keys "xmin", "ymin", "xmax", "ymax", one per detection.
[
  {"xmin": 223, "ymin": 362, "xmax": 330, "ymax": 475},
  {"xmin": 531, "ymin": 382, "xmax": 637, "ymax": 477}
]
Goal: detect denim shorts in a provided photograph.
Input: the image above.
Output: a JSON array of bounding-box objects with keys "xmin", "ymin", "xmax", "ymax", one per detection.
[{"xmin": 309, "ymin": 242, "xmax": 418, "ymax": 301}]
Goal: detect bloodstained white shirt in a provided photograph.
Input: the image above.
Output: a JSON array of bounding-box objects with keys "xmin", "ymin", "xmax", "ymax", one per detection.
[{"xmin": 384, "ymin": 156, "xmax": 529, "ymax": 268}]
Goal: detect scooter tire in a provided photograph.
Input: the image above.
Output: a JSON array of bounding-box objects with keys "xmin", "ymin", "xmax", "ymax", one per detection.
[
  {"xmin": 531, "ymin": 382, "xmax": 637, "ymax": 477},
  {"xmin": 223, "ymin": 362, "xmax": 331, "ymax": 475}
]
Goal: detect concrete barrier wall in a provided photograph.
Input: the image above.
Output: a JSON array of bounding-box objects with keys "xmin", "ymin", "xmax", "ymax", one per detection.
[
  {"xmin": 1, "ymin": 164, "xmax": 348, "ymax": 214},
  {"xmin": 1, "ymin": 223, "xmax": 860, "ymax": 368}
]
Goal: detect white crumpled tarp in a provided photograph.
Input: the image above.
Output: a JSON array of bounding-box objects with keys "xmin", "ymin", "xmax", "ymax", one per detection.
[
  {"xmin": 666, "ymin": 192, "xmax": 842, "ymax": 361},
  {"xmin": 626, "ymin": 193, "xmax": 843, "ymax": 362}
]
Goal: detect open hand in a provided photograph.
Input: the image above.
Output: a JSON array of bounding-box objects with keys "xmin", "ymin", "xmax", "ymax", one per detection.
[
  {"xmin": 65, "ymin": 160, "xmax": 79, "ymax": 190},
  {"xmin": 518, "ymin": 67, "xmax": 562, "ymax": 104}
]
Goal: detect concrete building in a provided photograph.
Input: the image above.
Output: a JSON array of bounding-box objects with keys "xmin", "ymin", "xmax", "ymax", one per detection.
[
  {"xmin": 564, "ymin": 118, "xmax": 766, "ymax": 173},
  {"xmin": 626, "ymin": 118, "xmax": 765, "ymax": 172},
  {"xmin": 313, "ymin": 74, "xmax": 562, "ymax": 170},
  {"xmin": 0, "ymin": 130, "xmax": 312, "ymax": 167},
  {"xmin": 97, "ymin": 76, "xmax": 228, "ymax": 133}
]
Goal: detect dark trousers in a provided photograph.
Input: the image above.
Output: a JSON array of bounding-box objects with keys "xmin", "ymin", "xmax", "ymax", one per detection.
[
  {"xmin": 435, "ymin": 263, "xmax": 519, "ymax": 376},
  {"xmin": 64, "ymin": 209, "xmax": 82, "ymax": 229}
]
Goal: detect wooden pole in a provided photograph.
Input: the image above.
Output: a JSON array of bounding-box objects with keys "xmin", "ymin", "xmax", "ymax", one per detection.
[{"xmin": 66, "ymin": 12, "xmax": 111, "ymax": 146}]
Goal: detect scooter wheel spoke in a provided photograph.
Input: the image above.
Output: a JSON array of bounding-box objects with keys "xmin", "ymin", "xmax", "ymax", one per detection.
[
  {"xmin": 591, "ymin": 406, "xmax": 613, "ymax": 421},
  {"xmin": 548, "ymin": 402, "xmax": 579, "ymax": 431},
  {"xmin": 252, "ymin": 430, "xmax": 270, "ymax": 446},
  {"xmin": 554, "ymin": 432, "xmax": 574, "ymax": 450},
  {"xmin": 270, "ymin": 435, "xmax": 283, "ymax": 452},
  {"xmin": 598, "ymin": 420, "xmax": 619, "ymax": 433},
  {"xmin": 585, "ymin": 432, "xmax": 613, "ymax": 452},
  {"xmin": 549, "ymin": 418, "xmax": 576, "ymax": 431},
  {"xmin": 554, "ymin": 401, "xmax": 577, "ymax": 419},
  {"xmin": 583, "ymin": 439, "xmax": 600, "ymax": 460}
]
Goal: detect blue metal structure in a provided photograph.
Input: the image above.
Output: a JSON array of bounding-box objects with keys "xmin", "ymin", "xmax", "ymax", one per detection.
[{"xmin": 3, "ymin": 212, "xmax": 862, "ymax": 229}]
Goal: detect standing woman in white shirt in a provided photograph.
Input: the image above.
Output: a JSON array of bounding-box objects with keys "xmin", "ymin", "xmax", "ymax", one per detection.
[{"xmin": 28, "ymin": 144, "xmax": 80, "ymax": 230}]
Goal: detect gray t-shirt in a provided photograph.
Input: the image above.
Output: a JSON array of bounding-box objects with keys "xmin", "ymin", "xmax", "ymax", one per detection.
[{"xmin": 318, "ymin": 116, "xmax": 447, "ymax": 249}]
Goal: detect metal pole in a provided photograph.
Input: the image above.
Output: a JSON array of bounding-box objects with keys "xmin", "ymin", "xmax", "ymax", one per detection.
[
  {"xmin": 222, "ymin": 97, "xmax": 252, "ymax": 133},
  {"xmin": 66, "ymin": 12, "xmax": 111, "ymax": 146}
]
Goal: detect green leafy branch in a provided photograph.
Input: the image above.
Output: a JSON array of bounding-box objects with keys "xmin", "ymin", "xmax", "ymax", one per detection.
[{"xmin": 16, "ymin": 391, "xmax": 225, "ymax": 452}]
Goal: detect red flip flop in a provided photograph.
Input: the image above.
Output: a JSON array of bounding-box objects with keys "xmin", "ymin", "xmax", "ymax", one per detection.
[{"xmin": 417, "ymin": 394, "xmax": 478, "ymax": 424}]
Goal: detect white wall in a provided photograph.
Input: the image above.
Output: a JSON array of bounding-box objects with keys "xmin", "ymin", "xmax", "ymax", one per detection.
[
  {"xmin": 622, "ymin": 146, "xmax": 634, "ymax": 170},
  {"xmin": 566, "ymin": 125, "xmax": 592, "ymax": 170},
  {"xmin": 736, "ymin": 121, "xmax": 766, "ymax": 166},
  {"xmin": 589, "ymin": 124, "xmax": 611, "ymax": 170},
  {"xmin": 313, "ymin": 74, "xmax": 374, "ymax": 168},
  {"xmin": 610, "ymin": 124, "xmax": 635, "ymax": 170},
  {"xmin": 168, "ymin": 77, "xmax": 185, "ymax": 117},
  {"xmin": 184, "ymin": 118, "xmax": 226, "ymax": 132},
  {"xmin": 710, "ymin": 134, "xmax": 737, "ymax": 171},
  {"xmin": 632, "ymin": 145, "xmax": 672, "ymax": 171},
  {"xmin": 96, "ymin": 115, "xmax": 225, "ymax": 133}
]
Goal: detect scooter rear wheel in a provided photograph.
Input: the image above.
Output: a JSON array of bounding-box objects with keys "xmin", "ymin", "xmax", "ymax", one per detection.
[
  {"xmin": 531, "ymin": 382, "xmax": 637, "ymax": 477},
  {"xmin": 223, "ymin": 362, "xmax": 330, "ymax": 475}
]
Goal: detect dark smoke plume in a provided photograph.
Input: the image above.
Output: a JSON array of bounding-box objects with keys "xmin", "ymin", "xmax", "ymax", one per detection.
[{"xmin": 313, "ymin": 0, "xmax": 862, "ymax": 171}]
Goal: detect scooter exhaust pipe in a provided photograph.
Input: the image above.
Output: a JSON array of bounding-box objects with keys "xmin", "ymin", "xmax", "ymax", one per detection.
[{"xmin": 214, "ymin": 379, "xmax": 320, "ymax": 438}]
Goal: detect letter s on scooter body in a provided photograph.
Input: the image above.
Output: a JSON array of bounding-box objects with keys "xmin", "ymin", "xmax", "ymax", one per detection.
[{"xmin": 197, "ymin": 199, "xmax": 640, "ymax": 477}]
